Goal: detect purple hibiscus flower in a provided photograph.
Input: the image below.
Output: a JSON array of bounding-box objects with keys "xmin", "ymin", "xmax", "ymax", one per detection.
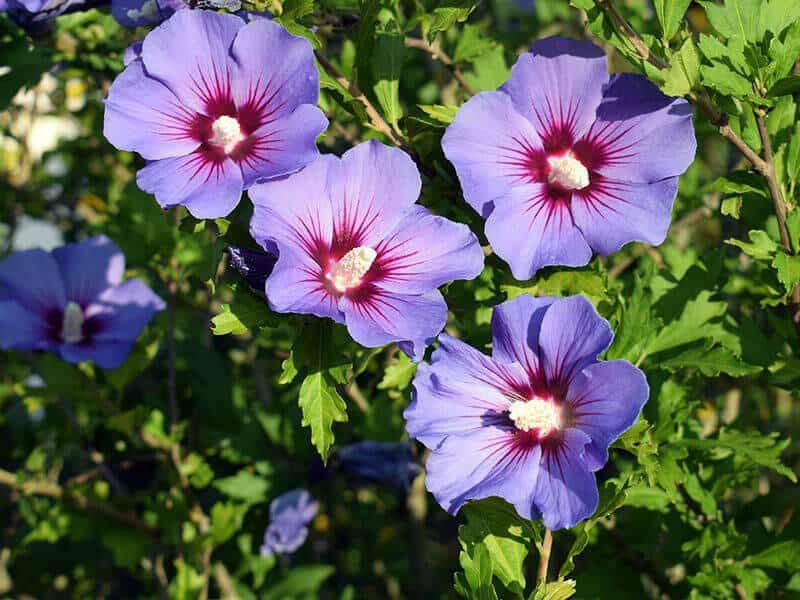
[
  {"xmin": 249, "ymin": 140, "xmax": 485, "ymax": 361},
  {"xmin": 260, "ymin": 489, "xmax": 319, "ymax": 557},
  {"xmin": 104, "ymin": 9, "xmax": 327, "ymax": 219},
  {"xmin": 442, "ymin": 36, "xmax": 696, "ymax": 279},
  {"xmin": 404, "ymin": 294, "xmax": 648, "ymax": 529},
  {"xmin": 335, "ymin": 441, "xmax": 422, "ymax": 492},
  {"xmin": 0, "ymin": 236, "xmax": 165, "ymax": 370}
]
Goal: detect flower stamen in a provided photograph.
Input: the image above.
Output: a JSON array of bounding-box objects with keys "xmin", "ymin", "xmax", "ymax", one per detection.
[
  {"xmin": 327, "ymin": 246, "xmax": 377, "ymax": 292},
  {"xmin": 508, "ymin": 397, "xmax": 560, "ymax": 435},
  {"xmin": 61, "ymin": 301, "xmax": 85, "ymax": 344},
  {"xmin": 209, "ymin": 115, "xmax": 245, "ymax": 154},
  {"xmin": 547, "ymin": 151, "xmax": 589, "ymax": 190}
]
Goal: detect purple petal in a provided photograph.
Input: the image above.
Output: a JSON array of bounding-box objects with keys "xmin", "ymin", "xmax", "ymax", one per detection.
[
  {"xmin": 372, "ymin": 206, "xmax": 484, "ymax": 294},
  {"xmin": 237, "ymin": 104, "xmax": 327, "ymax": 187},
  {"xmin": 229, "ymin": 18, "xmax": 320, "ymax": 123},
  {"xmin": 248, "ymin": 155, "xmax": 334, "ymax": 255},
  {"xmin": 52, "ymin": 235, "xmax": 125, "ymax": 306},
  {"xmin": 339, "ymin": 288, "xmax": 446, "ymax": 359},
  {"xmin": 485, "ymin": 183, "xmax": 592, "ymax": 279},
  {"xmin": 60, "ymin": 340, "xmax": 138, "ymax": 370},
  {"xmin": 442, "ymin": 91, "xmax": 543, "ymax": 217},
  {"xmin": 141, "ymin": 10, "xmax": 244, "ymax": 115},
  {"xmin": 566, "ymin": 360, "xmax": 648, "ymax": 470},
  {"xmin": 87, "ymin": 279, "xmax": 165, "ymax": 343},
  {"xmin": 123, "ymin": 40, "xmax": 143, "ymax": 65},
  {"xmin": 490, "ymin": 294, "xmax": 556, "ymax": 373},
  {"xmin": 104, "ymin": 59, "xmax": 201, "ymax": 161},
  {"xmin": 537, "ymin": 295, "xmax": 613, "ymax": 387},
  {"xmin": 136, "ymin": 152, "xmax": 244, "ymax": 219},
  {"xmin": 404, "ymin": 333, "xmax": 531, "ymax": 448},
  {"xmin": 0, "ymin": 248, "xmax": 66, "ymax": 313},
  {"xmin": 329, "ymin": 141, "xmax": 421, "ymax": 245},
  {"xmin": 424, "ymin": 426, "xmax": 543, "ymax": 518},
  {"xmin": 571, "ymin": 177, "xmax": 677, "ymax": 255},
  {"xmin": 265, "ymin": 248, "xmax": 342, "ymax": 322},
  {"xmin": 502, "ymin": 37, "xmax": 608, "ymax": 145},
  {"xmin": 0, "ymin": 301, "xmax": 52, "ymax": 351},
  {"xmin": 534, "ymin": 428, "xmax": 597, "ymax": 529},
  {"xmin": 585, "ymin": 73, "xmax": 696, "ymax": 183}
]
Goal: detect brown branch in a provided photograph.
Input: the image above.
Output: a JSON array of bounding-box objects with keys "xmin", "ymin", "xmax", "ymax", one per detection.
[
  {"xmin": 314, "ymin": 50, "xmax": 412, "ymax": 153},
  {"xmin": 0, "ymin": 468, "xmax": 159, "ymax": 538},
  {"xmin": 404, "ymin": 37, "xmax": 478, "ymax": 96},
  {"xmin": 594, "ymin": 0, "xmax": 767, "ymax": 173}
]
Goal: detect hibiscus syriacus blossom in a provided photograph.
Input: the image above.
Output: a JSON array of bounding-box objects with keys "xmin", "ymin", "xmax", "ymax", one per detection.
[
  {"xmin": 260, "ymin": 489, "xmax": 318, "ymax": 557},
  {"xmin": 249, "ymin": 140, "xmax": 485, "ymax": 360},
  {"xmin": 336, "ymin": 441, "xmax": 422, "ymax": 492},
  {"xmin": 0, "ymin": 236, "xmax": 165, "ymax": 370},
  {"xmin": 404, "ymin": 294, "xmax": 648, "ymax": 529},
  {"xmin": 104, "ymin": 10, "xmax": 327, "ymax": 219},
  {"xmin": 442, "ymin": 37, "xmax": 696, "ymax": 279}
]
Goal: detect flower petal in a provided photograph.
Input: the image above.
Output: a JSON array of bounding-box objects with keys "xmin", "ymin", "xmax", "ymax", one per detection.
[
  {"xmin": 404, "ymin": 333, "xmax": 532, "ymax": 447},
  {"xmin": 104, "ymin": 59, "xmax": 202, "ymax": 161},
  {"xmin": 580, "ymin": 73, "xmax": 696, "ymax": 183},
  {"xmin": 371, "ymin": 206, "xmax": 484, "ymax": 294},
  {"xmin": 490, "ymin": 294, "xmax": 556, "ymax": 376},
  {"xmin": 0, "ymin": 301, "xmax": 52, "ymax": 351},
  {"xmin": 235, "ymin": 104, "xmax": 327, "ymax": 188},
  {"xmin": 424, "ymin": 426, "xmax": 543, "ymax": 518},
  {"xmin": 87, "ymin": 279, "xmax": 165, "ymax": 343},
  {"xmin": 136, "ymin": 151, "xmax": 244, "ymax": 219},
  {"xmin": 229, "ymin": 18, "xmax": 320, "ymax": 127},
  {"xmin": 0, "ymin": 248, "xmax": 65, "ymax": 313},
  {"xmin": 339, "ymin": 288, "xmax": 447, "ymax": 359},
  {"xmin": 329, "ymin": 140, "xmax": 421, "ymax": 246},
  {"xmin": 534, "ymin": 428, "xmax": 597, "ymax": 529},
  {"xmin": 566, "ymin": 360, "xmax": 648, "ymax": 470},
  {"xmin": 52, "ymin": 235, "xmax": 125, "ymax": 306},
  {"xmin": 248, "ymin": 155, "xmax": 334, "ymax": 256},
  {"xmin": 442, "ymin": 91, "xmax": 544, "ymax": 217},
  {"xmin": 537, "ymin": 295, "xmax": 613, "ymax": 388},
  {"xmin": 60, "ymin": 341, "xmax": 138, "ymax": 370},
  {"xmin": 265, "ymin": 247, "xmax": 342, "ymax": 322},
  {"xmin": 141, "ymin": 10, "xmax": 243, "ymax": 115},
  {"xmin": 502, "ymin": 37, "xmax": 608, "ymax": 147},
  {"xmin": 571, "ymin": 177, "xmax": 678, "ymax": 255},
  {"xmin": 485, "ymin": 183, "xmax": 592, "ymax": 279}
]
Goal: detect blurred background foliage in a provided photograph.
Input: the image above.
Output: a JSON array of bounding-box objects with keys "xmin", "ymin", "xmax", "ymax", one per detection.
[{"xmin": 1, "ymin": 0, "xmax": 799, "ymax": 598}]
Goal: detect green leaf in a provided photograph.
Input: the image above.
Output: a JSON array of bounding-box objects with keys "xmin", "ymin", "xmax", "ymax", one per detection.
[
  {"xmin": 721, "ymin": 197, "xmax": 743, "ymax": 218},
  {"xmin": 211, "ymin": 502, "xmax": 249, "ymax": 544},
  {"xmin": 417, "ymin": 104, "xmax": 459, "ymax": 125},
  {"xmin": 607, "ymin": 273, "xmax": 658, "ymax": 363},
  {"xmin": 454, "ymin": 24, "xmax": 495, "ymax": 63},
  {"xmin": 464, "ymin": 46, "xmax": 511, "ymax": 92},
  {"xmin": 263, "ymin": 566, "xmax": 335, "ymax": 600},
  {"xmin": 785, "ymin": 209, "xmax": 800, "ymax": 250},
  {"xmin": 377, "ymin": 353, "xmax": 417, "ymax": 390},
  {"xmin": 652, "ymin": 0, "xmax": 692, "ymax": 40},
  {"xmin": 456, "ymin": 543, "xmax": 499, "ymax": 600},
  {"xmin": 787, "ymin": 125, "xmax": 800, "ymax": 182},
  {"xmin": 299, "ymin": 372, "xmax": 348, "ymax": 462},
  {"xmin": 211, "ymin": 290, "xmax": 275, "ymax": 335},
  {"xmin": 372, "ymin": 30, "xmax": 405, "ymax": 128},
  {"xmin": 459, "ymin": 498, "xmax": 533, "ymax": 594},
  {"xmin": 662, "ymin": 37, "xmax": 701, "ymax": 96},
  {"xmin": 767, "ymin": 74, "xmax": 800, "ymax": 97},
  {"xmin": 532, "ymin": 579, "xmax": 577, "ymax": 600},
  {"xmin": 701, "ymin": 62, "xmax": 756, "ymax": 97},
  {"xmin": 772, "ymin": 251, "xmax": 800, "ymax": 293},
  {"xmin": 428, "ymin": 0, "xmax": 480, "ymax": 42},
  {"xmin": 706, "ymin": 171, "xmax": 768, "ymax": 198},
  {"xmin": 649, "ymin": 290, "xmax": 728, "ymax": 354},
  {"xmin": 700, "ymin": 0, "xmax": 762, "ymax": 44},
  {"xmin": 750, "ymin": 540, "xmax": 800, "ymax": 570},
  {"xmin": 213, "ymin": 471, "xmax": 269, "ymax": 504},
  {"xmin": 0, "ymin": 37, "xmax": 52, "ymax": 111},
  {"xmin": 660, "ymin": 344, "xmax": 762, "ymax": 376},
  {"xmin": 726, "ymin": 230, "xmax": 779, "ymax": 260}
]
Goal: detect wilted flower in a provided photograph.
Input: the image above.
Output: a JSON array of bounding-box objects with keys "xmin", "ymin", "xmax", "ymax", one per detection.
[
  {"xmin": 260, "ymin": 489, "xmax": 319, "ymax": 557},
  {"xmin": 249, "ymin": 140, "xmax": 485, "ymax": 360},
  {"xmin": 0, "ymin": 236, "xmax": 164, "ymax": 370},
  {"xmin": 104, "ymin": 10, "xmax": 327, "ymax": 219},
  {"xmin": 442, "ymin": 37, "xmax": 696, "ymax": 279},
  {"xmin": 335, "ymin": 441, "xmax": 422, "ymax": 491},
  {"xmin": 227, "ymin": 245, "xmax": 276, "ymax": 294},
  {"xmin": 404, "ymin": 294, "xmax": 648, "ymax": 529}
]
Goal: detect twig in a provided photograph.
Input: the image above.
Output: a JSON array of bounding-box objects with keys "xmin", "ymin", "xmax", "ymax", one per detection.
[
  {"xmin": 0, "ymin": 468, "xmax": 159, "ymax": 538},
  {"xmin": 405, "ymin": 37, "xmax": 478, "ymax": 96},
  {"xmin": 168, "ymin": 264, "xmax": 179, "ymax": 435},
  {"xmin": 314, "ymin": 50, "xmax": 412, "ymax": 153},
  {"xmin": 594, "ymin": 0, "xmax": 767, "ymax": 173},
  {"xmin": 538, "ymin": 528, "xmax": 553, "ymax": 583},
  {"xmin": 344, "ymin": 381, "xmax": 370, "ymax": 413}
]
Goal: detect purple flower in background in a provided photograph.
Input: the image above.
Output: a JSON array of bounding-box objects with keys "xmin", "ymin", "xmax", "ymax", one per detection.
[
  {"xmin": 336, "ymin": 441, "xmax": 422, "ymax": 492},
  {"xmin": 0, "ymin": 236, "xmax": 165, "ymax": 370},
  {"xmin": 404, "ymin": 294, "xmax": 648, "ymax": 529},
  {"xmin": 227, "ymin": 245, "xmax": 276, "ymax": 294},
  {"xmin": 249, "ymin": 140, "xmax": 485, "ymax": 361},
  {"xmin": 442, "ymin": 37, "xmax": 696, "ymax": 279},
  {"xmin": 2, "ymin": 0, "xmax": 101, "ymax": 30},
  {"xmin": 260, "ymin": 489, "xmax": 318, "ymax": 557},
  {"xmin": 104, "ymin": 10, "xmax": 327, "ymax": 219}
]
